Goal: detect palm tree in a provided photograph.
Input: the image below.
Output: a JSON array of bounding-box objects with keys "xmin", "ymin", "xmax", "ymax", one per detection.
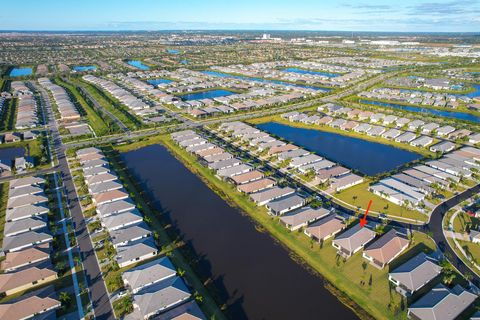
[{"xmin": 59, "ymin": 291, "xmax": 71, "ymax": 307}]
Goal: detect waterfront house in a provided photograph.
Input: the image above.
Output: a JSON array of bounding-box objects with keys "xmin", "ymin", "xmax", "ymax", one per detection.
[
  {"xmin": 407, "ymin": 284, "xmax": 476, "ymax": 320},
  {"xmin": 410, "ymin": 136, "xmax": 433, "ymax": 148},
  {"xmin": 250, "ymin": 186, "xmax": 295, "ymax": 206},
  {"xmin": 237, "ymin": 178, "xmax": 276, "ymax": 194},
  {"xmin": 156, "ymin": 300, "xmax": 206, "ymax": 320},
  {"xmin": 395, "ymin": 132, "xmax": 417, "ymax": 143},
  {"xmin": 280, "ymin": 207, "xmax": 330, "ymax": 231},
  {"xmin": 93, "ymin": 189, "xmax": 129, "ymax": 205},
  {"xmin": 131, "ymin": 276, "xmax": 191, "ymax": 319},
  {"xmin": 430, "ymin": 141, "xmax": 456, "ymax": 153},
  {"xmin": 304, "ymin": 214, "xmax": 346, "ymax": 242},
  {"xmin": 362, "ymin": 229, "xmax": 409, "ymax": 269},
  {"xmin": 332, "ymin": 224, "xmax": 376, "ymax": 258},
  {"xmin": 110, "ymin": 222, "xmax": 152, "ymax": 248},
  {"xmin": 96, "ymin": 199, "xmax": 136, "ymax": 218},
  {"xmin": 230, "ymin": 170, "xmax": 264, "ymax": 185},
  {"xmin": 122, "ymin": 256, "xmax": 176, "ymax": 294},
  {"xmin": 115, "ymin": 238, "xmax": 158, "ymax": 268},
  {"xmin": 382, "ymin": 128, "xmax": 402, "ymax": 140},
  {"xmin": 102, "ymin": 209, "xmax": 144, "ymax": 231},
  {"xmin": 388, "ymin": 252, "xmax": 442, "ymax": 297},
  {"xmin": 266, "ymin": 194, "xmax": 305, "ymax": 215},
  {"xmin": 216, "ymin": 163, "xmax": 253, "ymax": 178}
]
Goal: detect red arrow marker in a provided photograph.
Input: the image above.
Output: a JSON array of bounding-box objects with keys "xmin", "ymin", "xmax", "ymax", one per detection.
[{"xmin": 359, "ymin": 199, "xmax": 373, "ymax": 228}]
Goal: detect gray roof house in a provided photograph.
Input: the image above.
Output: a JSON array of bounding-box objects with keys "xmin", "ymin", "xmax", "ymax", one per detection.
[
  {"xmin": 110, "ymin": 222, "xmax": 152, "ymax": 248},
  {"xmin": 410, "ymin": 135, "xmax": 433, "ymax": 147},
  {"xmin": 96, "ymin": 199, "xmax": 136, "ymax": 218},
  {"xmin": 266, "ymin": 194, "xmax": 305, "ymax": 215},
  {"xmin": 429, "ymin": 141, "xmax": 456, "ymax": 154},
  {"xmin": 122, "ymin": 256, "xmax": 176, "ymax": 294},
  {"xmin": 388, "ymin": 252, "xmax": 442, "ymax": 297},
  {"xmin": 4, "ymin": 217, "xmax": 47, "ymax": 237},
  {"xmin": 250, "ymin": 187, "xmax": 295, "ymax": 206},
  {"xmin": 407, "ymin": 284, "xmax": 476, "ymax": 320},
  {"xmin": 9, "ymin": 177, "xmax": 45, "ymax": 189},
  {"xmin": 156, "ymin": 300, "xmax": 206, "ymax": 320},
  {"xmin": 3, "ymin": 230, "xmax": 52, "ymax": 252},
  {"xmin": 102, "ymin": 209, "xmax": 144, "ymax": 232},
  {"xmin": 332, "ymin": 224, "xmax": 376, "ymax": 258},
  {"xmin": 280, "ymin": 207, "xmax": 330, "ymax": 231},
  {"xmin": 7, "ymin": 193, "xmax": 48, "ymax": 209},
  {"xmin": 395, "ymin": 132, "xmax": 417, "ymax": 143},
  {"xmin": 216, "ymin": 164, "xmax": 252, "ymax": 178},
  {"xmin": 115, "ymin": 238, "xmax": 158, "ymax": 268},
  {"xmin": 89, "ymin": 180, "xmax": 123, "ymax": 195},
  {"xmin": 8, "ymin": 185, "xmax": 43, "ymax": 199},
  {"xmin": 131, "ymin": 276, "xmax": 191, "ymax": 320},
  {"xmin": 208, "ymin": 158, "xmax": 241, "ymax": 171},
  {"xmin": 6, "ymin": 204, "xmax": 49, "ymax": 222}
]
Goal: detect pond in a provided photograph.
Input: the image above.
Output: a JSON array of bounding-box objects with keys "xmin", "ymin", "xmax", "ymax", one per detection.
[
  {"xmin": 257, "ymin": 122, "xmax": 422, "ymax": 176},
  {"xmin": 121, "ymin": 144, "xmax": 358, "ymax": 320},
  {"xmin": 201, "ymin": 70, "xmax": 331, "ymax": 92},
  {"xmin": 73, "ymin": 65, "xmax": 97, "ymax": 72},
  {"xmin": 127, "ymin": 60, "xmax": 150, "ymax": 70},
  {"xmin": 9, "ymin": 67, "xmax": 32, "ymax": 77},
  {"xmin": 180, "ymin": 89, "xmax": 236, "ymax": 101},
  {"xmin": 359, "ymin": 99, "xmax": 480, "ymax": 124},
  {"xmin": 167, "ymin": 49, "xmax": 180, "ymax": 54},
  {"xmin": 147, "ymin": 78, "xmax": 173, "ymax": 86},
  {"xmin": 283, "ymin": 67, "xmax": 341, "ymax": 78}
]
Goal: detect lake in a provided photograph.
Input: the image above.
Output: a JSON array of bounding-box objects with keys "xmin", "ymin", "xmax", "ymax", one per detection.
[
  {"xmin": 73, "ymin": 65, "xmax": 96, "ymax": 72},
  {"xmin": 257, "ymin": 122, "xmax": 422, "ymax": 176},
  {"xmin": 283, "ymin": 67, "xmax": 341, "ymax": 78},
  {"xmin": 359, "ymin": 99, "xmax": 480, "ymax": 124},
  {"xmin": 147, "ymin": 78, "xmax": 173, "ymax": 86},
  {"xmin": 167, "ymin": 49, "xmax": 180, "ymax": 54},
  {"xmin": 127, "ymin": 60, "xmax": 150, "ymax": 70},
  {"xmin": 202, "ymin": 70, "xmax": 331, "ymax": 92},
  {"xmin": 0, "ymin": 147, "xmax": 25, "ymax": 166},
  {"xmin": 180, "ymin": 89, "xmax": 235, "ymax": 101},
  {"xmin": 122, "ymin": 144, "xmax": 358, "ymax": 320},
  {"xmin": 9, "ymin": 67, "xmax": 32, "ymax": 77}
]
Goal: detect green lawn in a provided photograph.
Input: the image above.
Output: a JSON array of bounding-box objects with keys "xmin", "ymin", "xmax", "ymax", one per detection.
[
  {"xmin": 113, "ymin": 296, "xmax": 133, "ymax": 318},
  {"xmin": 0, "ymin": 182, "xmax": 8, "ymax": 247},
  {"xmin": 54, "ymin": 78, "xmax": 113, "ymax": 136},
  {"xmin": 334, "ymin": 181, "xmax": 428, "ymax": 223},
  {"xmin": 122, "ymin": 134, "xmax": 438, "ymax": 320}
]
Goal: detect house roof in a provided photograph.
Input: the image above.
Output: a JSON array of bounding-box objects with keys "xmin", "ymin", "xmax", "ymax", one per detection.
[
  {"xmin": 93, "ymin": 189, "xmax": 129, "ymax": 204},
  {"xmin": 122, "ymin": 256, "xmax": 176, "ymax": 292},
  {"xmin": 230, "ymin": 170, "xmax": 264, "ymax": 185},
  {"xmin": 408, "ymin": 284, "xmax": 477, "ymax": 320},
  {"xmin": 333, "ymin": 224, "xmax": 376, "ymax": 253},
  {"xmin": 97, "ymin": 199, "xmax": 136, "ymax": 217},
  {"xmin": 305, "ymin": 215, "xmax": 345, "ymax": 240},
  {"xmin": 102, "ymin": 209, "xmax": 143, "ymax": 231},
  {"xmin": 4, "ymin": 216, "xmax": 47, "ymax": 236},
  {"xmin": 115, "ymin": 238, "xmax": 157, "ymax": 265},
  {"xmin": 280, "ymin": 207, "xmax": 330, "ymax": 228},
  {"xmin": 266, "ymin": 194, "xmax": 305, "ymax": 213},
  {"xmin": 3, "ymin": 230, "xmax": 52, "ymax": 252},
  {"xmin": 250, "ymin": 187, "xmax": 295, "ymax": 204},
  {"xmin": 132, "ymin": 276, "xmax": 191, "ymax": 319},
  {"xmin": 238, "ymin": 178, "xmax": 275, "ymax": 194},
  {"xmin": 1, "ymin": 244, "xmax": 50, "ymax": 271},
  {"xmin": 7, "ymin": 193, "xmax": 48, "ymax": 209},
  {"xmin": 6, "ymin": 203, "xmax": 49, "ymax": 221},
  {"xmin": 363, "ymin": 229, "xmax": 409, "ymax": 265},
  {"xmin": 389, "ymin": 252, "xmax": 442, "ymax": 292},
  {"xmin": 0, "ymin": 266, "xmax": 56, "ymax": 293},
  {"xmin": 110, "ymin": 222, "xmax": 151, "ymax": 246},
  {"xmin": 156, "ymin": 300, "xmax": 206, "ymax": 320},
  {"xmin": 0, "ymin": 295, "xmax": 60, "ymax": 320}
]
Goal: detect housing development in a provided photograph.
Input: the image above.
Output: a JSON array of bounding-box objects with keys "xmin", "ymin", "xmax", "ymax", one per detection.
[{"xmin": 0, "ymin": 11, "xmax": 480, "ymax": 320}]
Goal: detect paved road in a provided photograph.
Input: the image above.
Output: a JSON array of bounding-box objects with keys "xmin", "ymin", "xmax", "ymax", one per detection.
[
  {"xmin": 34, "ymin": 83, "xmax": 115, "ymax": 320},
  {"xmin": 427, "ymin": 183, "xmax": 480, "ymax": 285}
]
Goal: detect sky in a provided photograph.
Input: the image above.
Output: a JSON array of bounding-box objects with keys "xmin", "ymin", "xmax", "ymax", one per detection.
[{"xmin": 0, "ymin": 0, "xmax": 479, "ymax": 32}]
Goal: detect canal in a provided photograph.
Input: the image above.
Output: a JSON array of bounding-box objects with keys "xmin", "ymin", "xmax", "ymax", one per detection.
[
  {"xmin": 121, "ymin": 144, "xmax": 358, "ymax": 320},
  {"xmin": 257, "ymin": 122, "xmax": 422, "ymax": 176}
]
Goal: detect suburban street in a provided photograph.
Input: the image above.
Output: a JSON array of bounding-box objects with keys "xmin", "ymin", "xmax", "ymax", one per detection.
[{"xmin": 34, "ymin": 83, "xmax": 115, "ymax": 320}]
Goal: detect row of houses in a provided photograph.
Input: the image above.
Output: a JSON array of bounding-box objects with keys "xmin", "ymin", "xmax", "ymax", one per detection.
[
  {"xmin": 371, "ymin": 146, "xmax": 480, "ymax": 207},
  {"xmin": 0, "ymin": 176, "xmax": 62, "ymax": 319},
  {"xmin": 76, "ymin": 147, "xmax": 206, "ymax": 319},
  {"xmin": 82, "ymin": 75, "xmax": 150, "ymax": 117},
  {"xmin": 359, "ymin": 87, "xmax": 473, "ymax": 108},
  {"xmin": 171, "ymin": 126, "xmax": 477, "ymax": 320},
  {"xmin": 220, "ymin": 121, "xmax": 364, "ymax": 193},
  {"xmin": 38, "ymin": 78, "xmax": 81, "ymax": 122},
  {"xmin": 10, "ymin": 81, "xmax": 39, "ymax": 129}
]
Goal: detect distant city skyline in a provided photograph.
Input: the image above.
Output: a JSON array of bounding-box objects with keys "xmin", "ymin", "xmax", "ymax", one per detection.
[{"xmin": 1, "ymin": 0, "xmax": 479, "ymax": 32}]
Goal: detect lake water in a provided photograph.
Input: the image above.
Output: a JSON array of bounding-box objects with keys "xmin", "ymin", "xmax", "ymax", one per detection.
[
  {"xmin": 127, "ymin": 60, "xmax": 150, "ymax": 70},
  {"xmin": 202, "ymin": 70, "xmax": 331, "ymax": 92},
  {"xmin": 0, "ymin": 147, "xmax": 25, "ymax": 166},
  {"xmin": 73, "ymin": 65, "xmax": 96, "ymax": 72},
  {"xmin": 122, "ymin": 144, "xmax": 358, "ymax": 320},
  {"xmin": 283, "ymin": 67, "xmax": 340, "ymax": 78},
  {"xmin": 359, "ymin": 99, "xmax": 480, "ymax": 124},
  {"xmin": 147, "ymin": 78, "xmax": 173, "ymax": 86},
  {"xmin": 9, "ymin": 67, "xmax": 32, "ymax": 77},
  {"xmin": 180, "ymin": 89, "xmax": 235, "ymax": 101},
  {"xmin": 167, "ymin": 49, "xmax": 180, "ymax": 54},
  {"xmin": 257, "ymin": 122, "xmax": 422, "ymax": 176}
]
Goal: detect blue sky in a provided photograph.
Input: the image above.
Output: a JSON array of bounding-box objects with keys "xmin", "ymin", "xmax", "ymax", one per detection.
[{"xmin": 1, "ymin": 0, "xmax": 479, "ymax": 32}]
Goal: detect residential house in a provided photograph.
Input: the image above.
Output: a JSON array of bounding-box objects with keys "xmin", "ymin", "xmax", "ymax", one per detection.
[
  {"xmin": 332, "ymin": 224, "xmax": 376, "ymax": 258},
  {"xmin": 362, "ymin": 229, "xmax": 410, "ymax": 269}
]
